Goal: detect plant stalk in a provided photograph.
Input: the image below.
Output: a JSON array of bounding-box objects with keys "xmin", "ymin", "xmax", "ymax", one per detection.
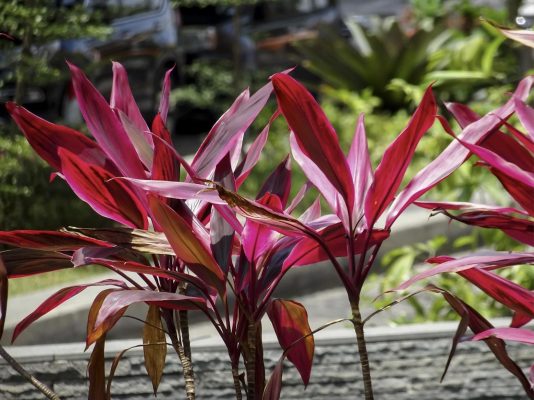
[
  {"xmin": 164, "ymin": 311, "xmax": 195, "ymax": 400},
  {"xmin": 350, "ymin": 301, "xmax": 374, "ymax": 400},
  {"xmin": 0, "ymin": 344, "xmax": 61, "ymax": 400},
  {"xmin": 232, "ymin": 364, "xmax": 243, "ymax": 400},
  {"xmin": 244, "ymin": 321, "xmax": 264, "ymax": 399}
]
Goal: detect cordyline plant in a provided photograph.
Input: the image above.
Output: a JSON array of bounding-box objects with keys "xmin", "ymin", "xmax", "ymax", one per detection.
[{"xmin": 0, "ymin": 47, "xmax": 532, "ymax": 399}]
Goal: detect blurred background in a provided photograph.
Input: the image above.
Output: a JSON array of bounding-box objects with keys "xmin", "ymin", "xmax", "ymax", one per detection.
[{"xmin": 0, "ymin": 0, "xmax": 532, "ymax": 323}]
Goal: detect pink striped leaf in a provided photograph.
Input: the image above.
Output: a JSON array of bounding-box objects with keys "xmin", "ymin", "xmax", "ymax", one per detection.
[
  {"xmin": 110, "ymin": 62, "xmax": 151, "ymax": 143},
  {"xmin": 159, "ymin": 66, "xmax": 174, "ymax": 124},
  {"xmin": 397, "ymin": 252, "xmax": 534, "ymax": 291},
  {"xmin": 117, "ymin": 110, "xmax": 153, "ymax": 170},
  {"xmin": 514, "ymin": 98, "xmax": 534, "ymax": 141},
  {"xmin": 68, "ymin": 62, "xmax": 145, "ymax": 178},
  {"xmin": 0, "ymin": 256, "xmax": 7, "ymax": 338},
  {"xmin": 386, "ymin": 76, "xmax": 534, "ymax": 228},
  {"xmin": 58, "ymin": 148, "xmax": 148, "ymax": 229},
  {"xmin": 273, "ymin": 73, "xmax": 354, "ymax": 221},
  {"xmin": 6, "ymin": 102, "xmax": 113, "ymax": 172},
  {"xmin": 267, "ymin": 299, "xmax": 314, "ymax": 386},
  {"xmin": 87, "ymin": 289, "xmax": 205, "ymax": 345},
  {"xmin": 366, "ymin": 85, "xmax": 437, "ymax": 226},
  {"xmin": 471, "ymin": 327, "xmax": 534, "ymax": 345},
  {"xmin": 12, "ymin": 279, "xmax": 128, "ymax": 343},
  {"xmin": 123, "ymin": 178, "xmax": 224, "ymax": 204},
  {"xmin": 348, "ymin": 113, "xmax": 373, "ymax": 228},
  {"xmin": 1, "ymin": 249, "xmax": 72, "ymax": 278},
  {"xmin": 192, "ymin": 81, "xmax": 273, "ymax": 179},
  {"xmin": 0, "ymin": 230, "xmax": 112, "ymax": 251},
  {"xmin": 151, "ymin": 114, "xmax": 180, "ymax": 182}
]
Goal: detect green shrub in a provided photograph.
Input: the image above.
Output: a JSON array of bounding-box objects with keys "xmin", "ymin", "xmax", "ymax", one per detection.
[{"xmin": 0, "ymin": 125, "xmax": 108, "ymax": 230}]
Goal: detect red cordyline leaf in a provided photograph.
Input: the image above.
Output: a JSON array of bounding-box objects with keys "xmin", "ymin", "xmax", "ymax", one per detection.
[
  {"xmin": 415, "ymin": 200, "xmax": 529, "ymax": 215},
  {"xmin": 457, "ymin": 137, "xmax": 534, "ymax": 187},
  {"xmin": 289, "ymin": 133, "xmax": 350, "ymax": 231},
  {"xmin": 117, "ymin": 110, "xmax": 154, "ymax": 170},
  {"xmin": 159, "ymin": 66, "xmax": 174, "ymax": 123},
  {"xmin": 192, "ymin": 81, "xmax": 274, "ymax": 179},
  {"xmin": 386, "ymin": 76, "xmax": 534, "ymax": 228},
  {"xmin": 348, "ymin": 113, "xmax": 373, "ymax": 228},
  {"xmin": 6, "ymin": 102, "xmax": 114, "ymax": 172},
  {"xmin": 76, "ymin": 257, "xmax": 216, "ymax": 302},
  {"xmin": 68, "ymin": 62, "xmax": 145, "ymax": 179},
  {"xmin": 257, "ymin": 156, "xmax": 292, "ymax": 208},
  {"xmin": 263, "ymin": 359, "xmax": 284, "ymax": 400},
  {"xmin": 235, "ymin": 111, "xmax": 280, "ymax": 188},
  {"xmin": 151, "ymin": 114, "xmax": 179, "ymax": 182},
  {"xmin": 494, "ymin": 23, "xmax": 534, "ymax": 49},
  {"xmin": 428, "ymin": 285, "xmax": 534, "ymax": 397},
  {"xmin": 511, "ymin": 311, "xmax": 532, "ymax": 328},
  {"xmin": 397, "ymin": 252, "xmax": 534, "ymax": 290},
  {"xmin": 459, "ymin": 267, "xmax": 534, "ymax": 318},
  {"xmin": 242, "ymin": 194, "xmax": 281, "ymax": 263},
  {"xmin": 149, "ymin": 197, "xmax": 226, "ymax": 296},
  {"xmin": 88, "ymin": 289, "xmax": 205, "ymax": 345},
  {"xmin": 514, "ymin": 98, "xmax": 534, "ymax": 142},
  {"xmin": 110, "ymin": 62, "xmax": 151, "ymax": 144},
  {"xmin": 0, "ymin": 230, "xmax": 112, "ymax": 251},
  {"xmin": 471, "ymin": 327, "xmax": 534, "ymax": 345},
  {"xmin": 0, "ymin": 255, "xmax": 7, "ymax": 339},
  {"xmin": 123, "ymin": 178, "xmax": 224, "ymax": 204},
  {"xmin": 428, "ymin": 208, "xmax": 534, "ymax": 246},
  {"xmin": 1, "ymin": 249, "xmax": 72, "ymax": 278},
  {"xmin": 283, "ymin": 225, "xmax": 390, "ymax": 269},
  {"xmin": 12, "ymin": 279, "xmax": 128, "ymax": 343},
  {"xmin": 272, "ymin": 73, "xmax": 354, "ymax": 221},
  {"xmin": 299, "ymin": 197, "xmax": 322, "ymax": 224},
  {"xmin": 366, "ymin": 85, "xmax": 437, "ymax": 226},
  {"xmin": 58, "ymin": 148, "xmax": 148, "ymax": 229},
  {"xmin": 267, "ymin": 299, "xmax": 314, "ymax": 386}
]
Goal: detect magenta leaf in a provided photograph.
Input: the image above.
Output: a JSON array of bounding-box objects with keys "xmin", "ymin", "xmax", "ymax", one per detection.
[
  {"xmin": 397, "ymin": 252, "xmax": 534, "ymax": 290},
  {"xmin": 110, "ymin": 62, "xmax": 151, "ymax": 143},
  {"xmin": 151, "ymin": 114, "xmax": 179, "ymax": 182},
  {"xmin": 192, "ymin": 80, "xmax": 274, "ymax": 179},
  {"xmin": 68, "ymin": 62, "xmax": 145, "ymax": 178},
  {"xmin": 514, "ymin": 98, "xmax": 534, "ymax": 142},
  {"xmin": 267, "ymin": 299, "xmax": 314, "ymax": 386},
  {"xmin": 257, "ymin": 156, "xmax": 292, "ymax": 207},
  {"xmin": 366, "ymin": 85, "xmax": 436, "ymax": 226},
  {"xmin": 242, "ymin": 194, "xmax": 281, "ymax": 263},
  {"xmin": 12, "ymin": 279, "xmax": 128, "ymax": 343},
  {"xmin": 90, "ymin": 289, "xmax": 205, "ymax": 343},
  {"xmin": 0, "ymin": 256, "xmax": 7, "ymax": 338},
  {"xmin": 471, "ymin": 327, "xmax": 534, "ymax": 345},
  {"xmin": 290, "ymin": 133, "xmax": 349, "ymax": 230},
  {"xmin": 123, "ymin": 178, "xmax": 224, "ymax": 204},
  {"xmin": 6, "ymin": 102, "xmax": 113, "ymax": 172},
  {"xmin": 235, "ymin": 111, "xmax": 279, "ymax": 187},
  {"xmin": 283, "ymin": 225, "xmax": 390, "ymax": 269},
  {"xmin": 511, "ymin": 311, "xmax": 532, "ymax": 328},
  {"xmin": 1, "ymin": 249, "xmax": 72, "ymax": 277},
  {"xmin": 211, "ymin": 155, "xmax": 236, "ymax": 274},
  {"xmin": 0, "ymin": 230, "xmax": 112, "ymax": 251},
  {"xmin": 117, "ymin": 110, "xmax": 154, "ymax": 170},
  {"xmin": 272, "ymin": 73, "xmax": 354, "ymax": 218},
  {"xmin": 159, "ymin": 66, "xmax": 174, "ymax": 124},
  {"xmin": 58, "ymin": 148, "xmax": 148, "ymax": 229},
  {"xmin": 263, "ymin": 359, "xmax": 284, "ymax": 400},
  {"xmin": 386, "ymin": 76, "xmax": 534, "ymax": 227},
  {"xmin": 459, "ymin": 268, "xmax": 534, "ymax": 318},
  {"xmin": 348, "ymin": 113, "xmax": 373, "ymax": 228}
]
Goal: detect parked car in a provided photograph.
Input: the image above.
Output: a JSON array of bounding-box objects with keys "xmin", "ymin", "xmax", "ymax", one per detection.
[{"xmin": 0, "ymin": 0, "xmax": 183, "ymax": 125}]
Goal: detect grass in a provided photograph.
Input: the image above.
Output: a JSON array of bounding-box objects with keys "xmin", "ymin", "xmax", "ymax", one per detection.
[{"xmin": 8, "ymin": 265, "xmax": 109, "ymax": 297}]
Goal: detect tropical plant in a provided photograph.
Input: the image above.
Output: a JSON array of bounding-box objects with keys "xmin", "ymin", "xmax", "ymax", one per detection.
[{"xmin": 0, "ymin": 34, "xmax": 533, "ymax": 400}]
